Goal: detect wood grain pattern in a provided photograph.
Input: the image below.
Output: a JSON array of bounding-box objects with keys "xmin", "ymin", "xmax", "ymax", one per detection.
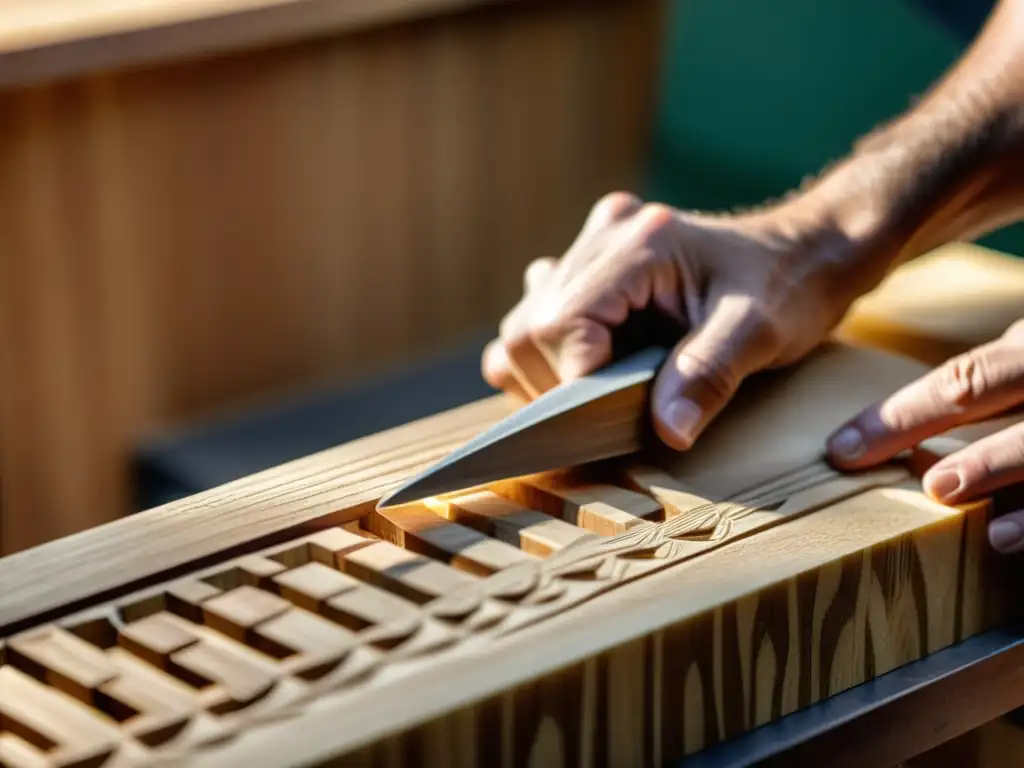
[
  {"xmin": 0, "ymin": 465, "xmax": 993, "ymax": 767},
  {"xmin": 0, "ymin": 0, "xmax": 665, "ymax": 554},
  {"xmin": 0, "ymin": 345, "xmax": 1009, "ymax": 766}
]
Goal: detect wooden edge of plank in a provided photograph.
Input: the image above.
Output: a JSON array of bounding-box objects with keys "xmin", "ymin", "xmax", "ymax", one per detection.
[
  {"xmin": 0, "ymin": 0, "xmax": 525, "ymax": 92},
  {"xmin": 0, "ymin": 394, "xmax": 514, "ymax": 636},
  {"xmin": 175, "ymin": 486, "xmax": 995, "ymax": 767}
]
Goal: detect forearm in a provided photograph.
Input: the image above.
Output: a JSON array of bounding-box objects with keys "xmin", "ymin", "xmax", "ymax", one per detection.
[{"xmin": 785, "ymin": 0, "xmax": 1024, "ymax": 295}]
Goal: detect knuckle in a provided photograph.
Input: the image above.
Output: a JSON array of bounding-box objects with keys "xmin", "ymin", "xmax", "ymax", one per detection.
[
  {"xmin": 480, "ymin": 340, "xmax": 509, "ymax": 387},
  {"xmin": 676, "ymin": 352, "xmax": 741, "ymax": 404},
  {"xmin": 523, "ymin": 257, "xmax": 557, "ymax": 289},
  {"xmin": 1004, "ymin": 319, "xmax": 1024, "ymax": 344},
  {"xmin": 934, "ymin": 353, "xmax": 989, "ymax": 405},
  {"xmin": 592, "ymin": 191, "xmax": 642, "ymax": 223}
]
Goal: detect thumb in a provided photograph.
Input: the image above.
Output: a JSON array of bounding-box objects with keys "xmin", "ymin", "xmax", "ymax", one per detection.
[{"xmin": 650, "ymin": 297, "xmax": 776, "ymax": 450}]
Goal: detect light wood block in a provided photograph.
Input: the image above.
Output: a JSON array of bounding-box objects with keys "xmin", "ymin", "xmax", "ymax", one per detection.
[
  {"xmin": 443, "ymin": 490, "xmax": 599, "ymax": 556},
  {"xmin": 369, "ymin": 503, "xmax": 539, "ymax": 576},
  {"xmin": 7, "ymin": 628, "xmax": 118, "ymax": 704},
  {"xmin": 305, "ymin": 528, "xmax": 375, "ymax": 569},
  {"xmin": 271, "ymin": 562, "xmax": 360, "ymax": 613},
  {"xmin": 254, "ymin": 608, "xmax": 357, "ymax": 659},
  {"xmin": 202, "ymin": 586, "xmax": 291, "ymax": 643},
  {"xmin": 340, "ymin": 541, "xmax": 478, "ymax": 605},
  {"xmin": 118, "ymin": 611, "xmax": 199, "ymax": 668},
  {"xmin": 493, "ymin": 474, "xmax": 663, "ymax": 534},
  {"xmin": 0, "ymin": 665, "xmax": 121, "ymax": 762}
]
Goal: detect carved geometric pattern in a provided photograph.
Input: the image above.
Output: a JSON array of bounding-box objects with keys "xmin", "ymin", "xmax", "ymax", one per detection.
[{"xmin": 0, "ymin": 458, "xmax": 913, "ymax": 765}]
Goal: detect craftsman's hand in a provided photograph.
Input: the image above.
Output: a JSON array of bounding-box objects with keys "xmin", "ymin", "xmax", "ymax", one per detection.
[
  {"xmin": 481, "ymin": 192, "xmax": 873, "ymax": 451},
  {"xmin": 827, "ymin": 320, "xmax": 1024, "ymax": 554}
]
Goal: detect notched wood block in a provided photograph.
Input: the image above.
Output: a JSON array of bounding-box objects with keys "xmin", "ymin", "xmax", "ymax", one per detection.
[
  {"xmin": 369, "ymin": 503, "xmax": 539, "ymax": 576},
  {"xmin": 204, "ymin": 555, "xmax": 287, "ymax": 591},
  {"xmin": 118, "ymin": 611, "xmax": 200, "ymax": 668},
  {"xmin": 167, "ymin": 626, "xmax": 280, "ymax": 712},
  {"xmin": 306, "ymin": 527, "xmax": 375, "ymax": 568},
  {"xmin": 104, "ymin": 647, "xmax": 202, "ymax": 746},
  {"xmin": 271, "ymin": 562, "xmax": 360, "ymax": 613},
  {"xmin": 340, "ymin": 541, "xmax": 478, "ymax": 605},
  {"xmin": 323, "ymin": 582, "xmax": 421, "ymax": 638},
  {"xmin": 492, "ymin": 474, "xmax": 663, "ymax": 534},
  {"xmin": 622, "ymin": 464, "xmax": 715, "ymax": 520},
  {"xmin": 256, "ymin": 607, "xmax": 358, "ymax": 661},
  {"xmin": 0, "ymin": 666, "xmax": 121, "ymax": 765},
  {"xmin": 201, "ymin": 586, "xmax": 291, "ymax": 642},
  {"xmin": 6, "ymin": 627, "xmax": 119, "ymax": 704},
  {"xmin": 165, "ymin": 580, "xmax": 222, "ymax": 623},
  {"xmin": 444, "ymin": 491, "xmax": 598, "ymax": 557}
]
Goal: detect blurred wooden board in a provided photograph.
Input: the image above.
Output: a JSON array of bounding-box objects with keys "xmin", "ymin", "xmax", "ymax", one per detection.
[
  {"xmin": 0, "ymin": 0, "xmax": 665, "ymax": 554},
  {"xmin": 837, "ymin": 242, "xmax": 1024, "ymax": 365},
  {"xmin": 0, "ymin": 0, "xmax": 526, "ymax": 89}
]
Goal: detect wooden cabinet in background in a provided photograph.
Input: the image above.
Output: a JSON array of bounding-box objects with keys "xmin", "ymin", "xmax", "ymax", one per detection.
[{"xmin": 0, "ymin": 0, "xmax": 667, "ymax": 554}]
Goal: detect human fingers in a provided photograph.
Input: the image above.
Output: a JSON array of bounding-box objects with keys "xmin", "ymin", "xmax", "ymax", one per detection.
[
  {"xmin": 481, "ymin": 338, "xmax": 530, "ymax": 402},
  {"xmin": 918, "ymin": 420, "xmax": 1024, "ymax": 513},
  {"xmin": 480, "ymin": 257, "xmax": 560, "ymax": 400},
  {"xmin": 987, "ymin": 509, "xmax": 1024, "ymax": 555},
  {"xmin": 827, "ymin": 321, "xmax": 1024, "ymax": 469},
  {"xmin": 650, "ymin": 295, "xmax": 777, "ymax": 450},
  {"xmin": 499, "ymin": 195, "xmax": 673, "ymax": 396}
]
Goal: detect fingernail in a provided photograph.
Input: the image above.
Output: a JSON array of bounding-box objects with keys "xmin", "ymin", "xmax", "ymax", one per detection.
[
  {"xmin": 829, "ymin": 426, "xmax": 865, "ymax": 461},
  {"xmin": 989, "ymin": 519, "xmax": 1023, "ymax": 552},
  {"xmin": 665, "ymin": 399, "xmax": 703, "ymax": 448},
  {"xmin": 925, "ymin": 469, "xmax": 963, "ymax": 501}
]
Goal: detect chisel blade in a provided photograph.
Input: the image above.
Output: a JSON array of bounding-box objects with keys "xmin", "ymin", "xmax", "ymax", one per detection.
[{"xmin": 376, "ymin": 346, "xmax": 669, "ymax": 509}]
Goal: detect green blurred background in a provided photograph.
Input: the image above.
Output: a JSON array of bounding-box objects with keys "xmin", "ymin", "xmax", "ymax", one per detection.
[{"xmin": 644, "ymin": 0, "xmax": 1024, "ymax": 256}]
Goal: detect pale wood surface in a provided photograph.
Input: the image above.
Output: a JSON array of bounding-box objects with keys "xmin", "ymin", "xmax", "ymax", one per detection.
[
  {"xmin": 0, "ymin": 462, "xmax": 998, "ymax": 766},
  {"xmin": 0, "ymin": 321, "xmax": 1015, "ymax": 763},
  {"xmin": 0, "ymin": 0, "xmax": 664, "ymax": 554}
]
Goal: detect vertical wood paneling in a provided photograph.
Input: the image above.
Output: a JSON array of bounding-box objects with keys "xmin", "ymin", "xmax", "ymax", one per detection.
[{"xmin": 0, "ymin": 0, "xmax": 666, "ymax": 554}]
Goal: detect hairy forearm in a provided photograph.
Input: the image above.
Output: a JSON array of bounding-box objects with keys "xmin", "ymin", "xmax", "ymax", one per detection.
[{"xmin": 786, "ymin": 0, "xmax": 1024, "ymax": 295}]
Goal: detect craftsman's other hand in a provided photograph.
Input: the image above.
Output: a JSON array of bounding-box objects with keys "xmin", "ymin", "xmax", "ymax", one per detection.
[
  {"xmin": 827, "ymin": 320, "xmax": 1024, "ymax": 554},
  {"xmin": 482, "ymin": 192, "xmax": 871, "ymax": 451}
]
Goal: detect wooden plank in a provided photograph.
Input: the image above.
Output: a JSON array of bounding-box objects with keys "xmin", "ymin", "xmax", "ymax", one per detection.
[{"xmin": 836, "ymin": 243, "xmax": 1024, "ymax": 365}]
